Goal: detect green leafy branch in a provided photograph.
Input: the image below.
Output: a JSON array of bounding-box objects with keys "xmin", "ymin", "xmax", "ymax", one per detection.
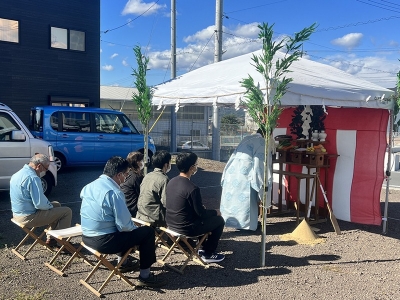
[
  {"xmin": 240, "ymin": 22, "xmax": 316, "ymax": 134},
  {"xmin": 132, "ymin": 45, "xmax": 153, "ymax": 129},
  {"xmin": 240, "ymin": 22, "xmax": 316, "ymax": 267},
  {"xmin": 132, "ymin": 45, "xmax": 153, "ymax": 174}
]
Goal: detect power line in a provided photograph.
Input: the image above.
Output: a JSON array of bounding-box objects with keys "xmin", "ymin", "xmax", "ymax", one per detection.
[
  {"xmin": 188, "ymin": 31, "xmax": 215, "ymax": 72},
  {"xmin": 356, "ymin": 0, "xmax": 400, "ymax": 13},
  {"xmin": 380, "ymin": 0, "xmax": 400, "ymax": 7},
  {"xmin": 225, "ymin": 0, "xmax": 290, "ymax": 14},
  {"xmin": 316, "ymin": 15, "xmax": 400, "ymax": 32},
  {"xmin": 101, "ymin": 0, "xmax": 161, "ymax": 34}
]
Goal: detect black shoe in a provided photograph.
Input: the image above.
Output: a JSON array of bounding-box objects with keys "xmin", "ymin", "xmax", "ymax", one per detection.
[
  {"xmin": 117, "ymin": 258, "xmax": 140, "ymax": 273},
  {"xmin": 137, "ymin": 273, "xmax": 167, "ymax": 288},
  {"xmin": 46, "ymin": 238, "xmax": 58, "ymax": 248}
]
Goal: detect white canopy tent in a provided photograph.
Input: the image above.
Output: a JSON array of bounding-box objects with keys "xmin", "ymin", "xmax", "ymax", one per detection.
[
  {"xmin": 152, "ymin": 49, "xmax": 393, "ymax": 109},
  {"xmin": 152, "ymin": 49, "xmax": 397, "ymax": 231}
]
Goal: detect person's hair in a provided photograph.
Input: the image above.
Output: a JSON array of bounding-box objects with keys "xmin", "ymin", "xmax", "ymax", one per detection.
[
  {"xmin": 126, "ymin": 151, "xmax": 144, "ymax": 172},
  {"xmin": 30, "ymin": 154, "xmax": 50, "ymax": 167},
  {"xmin": 257, "ymin": 127, "xmax": 266, "ymax": 137},
  {"xmin": 103, "ymin": 156, "xmax": 129, "ymax": 177},
  {"xmin": 176, "ymin": 152, "xmax": 198, "ymax": 173},
  {"xmin": 152, "ymin": 150, "xmax": 171, "ymax": 169}
]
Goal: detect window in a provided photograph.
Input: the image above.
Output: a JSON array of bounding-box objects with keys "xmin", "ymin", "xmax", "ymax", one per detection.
[
  {"xmin": 0, "ymin": 112, "xmax": 21, "ymax": 141},
  {"xmin": 70, "ymin": 30, "xmax": 85, "ymax": 51},
  {"xmin": 51, "ymin": 27, "xmax": 85, "ymax": 51},
  {"xmin": 0, "ymin": 18, "xmax": 19, "ymax": 43},
  {"xmin": 60, "ymin": 112, "xmax": 90, "ymax": 132},
  {"xmin": 95, "ymin": 113, "xmax": 124, "ymax": 134}
]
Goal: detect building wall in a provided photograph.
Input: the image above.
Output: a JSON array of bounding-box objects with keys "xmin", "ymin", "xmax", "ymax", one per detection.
[{"xmin": 0, "ymin": 0, "xmax": 100, "ymax": 124}]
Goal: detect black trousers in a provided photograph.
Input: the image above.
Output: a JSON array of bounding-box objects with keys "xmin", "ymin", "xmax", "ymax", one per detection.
[
  {"xmin": 178, "ymin": 215, "xmax": 225, "ymax": 255},
  {"xmin": 83, "ymin": 226, "xmax": 156, "ymax": 270}
]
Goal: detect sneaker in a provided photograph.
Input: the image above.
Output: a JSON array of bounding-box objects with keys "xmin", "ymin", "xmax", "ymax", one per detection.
[
  {"xmin": 117, "ymin": 258, "xmax": 140, "ymax": 273},
  {"xmin": 137, "ymin": 273, "xmax": 167, "ymax": 288},
  {"xmin": 200, "ymin": 252, "xmax": 225, "ymax": 263}
]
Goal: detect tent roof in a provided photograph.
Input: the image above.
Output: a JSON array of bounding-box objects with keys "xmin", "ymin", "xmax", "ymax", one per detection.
[{"xmin": 152, "ymin": 49, "xmax": 394, "ymax": 109}]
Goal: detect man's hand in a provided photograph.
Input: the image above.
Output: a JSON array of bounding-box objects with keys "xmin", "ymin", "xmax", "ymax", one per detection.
[{"xmin": 215, "ymin": 209, "xmax": 221, "ymax": 216}]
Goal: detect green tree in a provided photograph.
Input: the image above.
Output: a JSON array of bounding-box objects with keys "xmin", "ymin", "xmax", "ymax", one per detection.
[
  {"xmin": 240, "ymin": 22, "xmax": 316, "ymax": 266},
  {"xmin": 132, "ymin": 45, "xmax": 153, "ymax": 175},
  {"xmin": 221, "ymin": 114, "xmax": 243, "ymax": 134}
]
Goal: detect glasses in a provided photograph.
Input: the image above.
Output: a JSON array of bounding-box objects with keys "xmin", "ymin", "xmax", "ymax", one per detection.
[{"xmin": 41, "ymin": 164, "xmax": 49, "ymax": 171}]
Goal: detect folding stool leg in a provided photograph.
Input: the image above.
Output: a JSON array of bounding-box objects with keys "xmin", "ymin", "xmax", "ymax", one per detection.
[
  {"xmin": 11, "ymin": 224, "xmax": 52, "ymax": 260},
  {"xmin": 184, "ymin": 234, "xmax": 209, "ymax": 266},
  {"xmin": 45, "ymin": 237, "xmax": 93, "ymax": 277},
  {"xmin": 155, "ymin": 229, "xmax": 170, "ymax": 250},
  {"xmin": 79, "ymin": 243, "xmax": 136, "ymax": 298},
  {"xmin": 157, "ymin": 227, "xmax": 210, "ymax": 274}
]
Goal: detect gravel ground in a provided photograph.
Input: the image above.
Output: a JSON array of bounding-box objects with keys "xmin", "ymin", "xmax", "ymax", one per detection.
[{"xmin": 1, "ymin": 158, "xmax": 400, "ymax": 300}]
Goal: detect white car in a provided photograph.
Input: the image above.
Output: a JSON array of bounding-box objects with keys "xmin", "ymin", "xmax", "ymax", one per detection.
[
  {"xmin": 0, "ymin": 103, "xmax": 57, "ymax": 195},
  {"xmin": 179, "ymin": 141, "xmax": 209, "ymax": 150}
]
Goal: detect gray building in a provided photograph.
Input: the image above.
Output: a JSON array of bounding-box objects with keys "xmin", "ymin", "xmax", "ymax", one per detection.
[{"xmin": 0, "ymin": 0, "xmax": 100, "ymax": 124}]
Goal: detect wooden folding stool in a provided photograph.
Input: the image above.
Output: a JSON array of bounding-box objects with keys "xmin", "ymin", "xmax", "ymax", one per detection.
[
  {"xmin": 79, "ymin": 242, "xmax": 136, "ymax": 298},
  {"xmin": 44, "ymin": 224, "xmax": 93, "ymax": 277},
  {"xmin": 157, "ymin": 227, "xmax": 210, "ymax": 274},
  {"xmin": 11, "ymin": 218, "xmax": 52, "ymax": 260},
  {"xmin": 131, "ymin": 217, "xmax": 169, "ymax": 250}
]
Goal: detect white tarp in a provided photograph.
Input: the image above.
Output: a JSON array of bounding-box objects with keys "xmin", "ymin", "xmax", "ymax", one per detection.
[{"xmin": 152, "ymin": 49, "xmax": 394, "ymax": 109}]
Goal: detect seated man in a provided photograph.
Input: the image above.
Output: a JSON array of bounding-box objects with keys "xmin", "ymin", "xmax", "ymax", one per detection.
[
  {"xmin": 166, "ymin": 152, "xmax": 225, "ymax": 263},
  {"xmin": 120, "ymin": 151, "xmax": 144, "ymax": 217},
  {"xmin": 136, "ymin": 150, "xmax": 171, "ymax": 227},
  {"xmin": 10, "ymin": 154, "xmax": 72, "ymax": 247},
  {"xmin": 80, "ymin": 156, "xmax": 166, "ymax": 288}
]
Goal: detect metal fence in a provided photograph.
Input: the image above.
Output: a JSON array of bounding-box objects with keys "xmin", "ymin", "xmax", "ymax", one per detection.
[{"xmin": 128, "ymin": 119, "xmax": 253, "ymax": 161}]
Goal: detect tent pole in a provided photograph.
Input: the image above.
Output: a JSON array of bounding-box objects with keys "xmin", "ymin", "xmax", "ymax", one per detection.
[{"xmin": 383, "ymin": 109, "xmax": 393, "ymax": 234}]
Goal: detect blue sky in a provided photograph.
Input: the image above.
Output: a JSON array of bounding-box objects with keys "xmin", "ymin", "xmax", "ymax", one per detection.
[{"xmin": 100, "ymin": 0, "xmax": 400, "ymax": 89}]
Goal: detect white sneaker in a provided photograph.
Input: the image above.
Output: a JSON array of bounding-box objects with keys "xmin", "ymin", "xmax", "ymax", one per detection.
[{"xmin": 200, "ymin": 252, "xmax": 225, "ymax": 263}]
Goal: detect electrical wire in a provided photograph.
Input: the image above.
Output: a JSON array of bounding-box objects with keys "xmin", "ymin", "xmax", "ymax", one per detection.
[
  {"xmin": 356, "ymin": 0, "xmax": 400, "ymax": 13},
  {"xmin": 101, "ymin": 0, "xmax": 161, "ymax": 34},
  {"xmin": 225, "ymin": 0, "xmax": 290, "ymax": 14},
  {"xmin": 188, "ymin": 31, "xmax": 216, "ymax": 72}
]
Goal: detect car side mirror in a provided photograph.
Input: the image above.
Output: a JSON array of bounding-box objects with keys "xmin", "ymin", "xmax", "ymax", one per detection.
[
  {"xmin": 121, "ymin": 127, "xmax": 131, "ymax": 134},
  {"xmin": 11, "ymin": 130, "xmax": 26, "ymax": 141}
]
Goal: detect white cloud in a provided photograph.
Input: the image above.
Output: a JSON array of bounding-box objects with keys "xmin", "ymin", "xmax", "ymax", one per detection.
[
  {"xmin": 389, "ymin": 40, "xmax": 399, "ymax": 47},
  {"xmin": 323, "ymin": 54, "xmax": 399, "ymax": 88},
  {"xmin": 122, "ymin": 0, "xmax": 166, "ymax": 16},
  {"xmin": 148, "ymin": 23, "xmax": 262, "ymax": 72},
  {"xmin": 122, "ymin": 59, "xmax": 129, "ymax": 67},
  {"xmin": 102, "ymin": 65, "xmax": 114, "ymax": 71},
  {"xmin": 100, "ymin": 48, "xmax": 102, "ymax": 53},
  {"xmin": 331, "ymin": 33, "xmax": 363, "ymax": 50},
  {"xmin": 110, "ymin": 53, "xmax": 118, "ymax": 59}
]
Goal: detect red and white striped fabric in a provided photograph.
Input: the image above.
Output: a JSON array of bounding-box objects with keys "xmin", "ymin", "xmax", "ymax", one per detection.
[{"xmin": 273, "ymin": 107, "xmax": 389, "ymax": 225}]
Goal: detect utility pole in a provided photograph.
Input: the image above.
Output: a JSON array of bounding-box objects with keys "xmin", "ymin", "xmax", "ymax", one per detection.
[
  {"xmin": 212, "ymin": 0, "xmax": 223, "ymax": 160},
  {"xmin": 170, "ymin": 0, "xmax": 177, "ymax": 152}
]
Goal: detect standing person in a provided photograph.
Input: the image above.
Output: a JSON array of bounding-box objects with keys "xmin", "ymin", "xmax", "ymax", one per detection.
[
  {"xmin": 10, "ymin": 154, "xmax": 72, "ymax": 247},
  {"xmin": 136, "ymin": 150, "xmax": 171, "ymax": 227},
  {"xmin": 121, "ymin": 152, "xmax": 144, "ymax": 217},
  {"xmin": 220, "ymin": 128, "xmax": 266, "ymax": 231},
  {"xmin": 80, "ymin": 156, "xmax": 167, "ymax": 287},
  {"xmin": 166, "ymin": 152, "xmax": 225, "ymax": 263}
]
